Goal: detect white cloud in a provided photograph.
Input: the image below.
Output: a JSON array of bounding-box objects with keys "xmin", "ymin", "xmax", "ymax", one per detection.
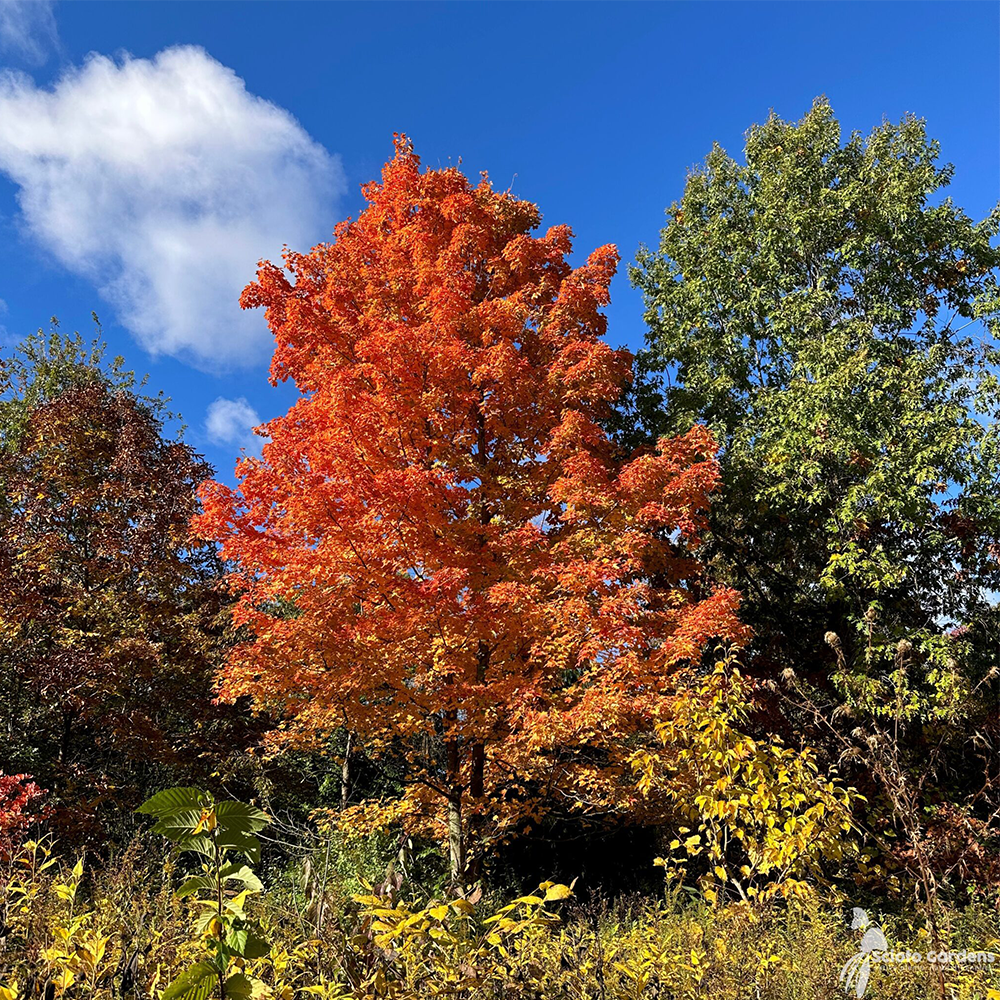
[
  {"xmin": 0, "ymin": 1, "xmax": 58, "ymax": 65},
  {"xmin": 206, "ymin": 396, "xmax": 263, "ymax": 456},
  {"xmin": 0, "ymin": 45, "xmax": 344, "ymax": 368}
]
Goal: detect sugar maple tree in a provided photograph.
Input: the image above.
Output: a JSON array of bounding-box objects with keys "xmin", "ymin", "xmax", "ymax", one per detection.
[{"xmin": 197, "ymin": 138, "xmax": 747, "ymax": 879}]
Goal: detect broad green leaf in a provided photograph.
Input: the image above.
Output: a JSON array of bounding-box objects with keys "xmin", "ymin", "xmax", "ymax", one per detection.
[
  {"xmin": 215, "ymin": 801, "xmax": 270, "ymax": 836},
  {"xmin": 176, "ymin": 875, "xmax": 218, "ymax": 899},
  {"xmin": 215, "ymin": 832, "xmax": 262, "ymax": 865},
  {"xmin": 138, "ymin": 788, "xmax": 208, "ymax": 818},
  {"xmin": 242, "ymin": 933, "xmax": 270, "ymax": 960},
  {"xmin": 152, "ymin": 814, "xmax": 213, "ymax": 847},
  {"xmin": 224, "ymin": 974, "xmax": 254, "ymax": 1000},
  {"xmin": 161, "ymin": 962, "xmax": 217, "ymax": 1000},
  {"xmin": 220, "ymin": 864, "xmax": 263, "ymax": 893},
  {"xmin": 225, "ymin": 927, "xmax": 247, "ymax": 956}
]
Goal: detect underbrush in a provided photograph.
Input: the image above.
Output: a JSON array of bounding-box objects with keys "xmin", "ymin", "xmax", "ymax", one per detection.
[{"xmin": 2, "ymin": 839, "xmax": 1000, "ymax": 999}]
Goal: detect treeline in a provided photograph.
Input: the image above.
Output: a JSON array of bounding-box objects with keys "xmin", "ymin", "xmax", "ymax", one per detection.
[{"xmin": 2, "ymin": 98, "xmax": 1000, "ymax": 944}]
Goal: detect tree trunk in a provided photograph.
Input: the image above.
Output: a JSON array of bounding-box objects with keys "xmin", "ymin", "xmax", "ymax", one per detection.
[
  {"xmin": 470, "ymin": 744, "xmax": 484, "ymax": 803},
  {"xmin": 471, "ymin": 640, "xmax": 489, "ymax": 804},
  {"xmin": 446, "ymin": 738, "xmax": 464, "ymax": 884},
  {"xmin": 447, "ymin": 792, "xmax": 464, "ymax": 884},
  {"xmin": 341, "ymin": 731, "xmax": 353, "ymax": 811},
  {"xmin": 464, "ymin": 641, "xmax": 489, "ymax": 879}
]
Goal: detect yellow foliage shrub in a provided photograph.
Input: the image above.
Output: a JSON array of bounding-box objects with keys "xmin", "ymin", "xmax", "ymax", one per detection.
[{"xmin": 2, "ymin": 842, "xmax": 999, "ymax": 999}]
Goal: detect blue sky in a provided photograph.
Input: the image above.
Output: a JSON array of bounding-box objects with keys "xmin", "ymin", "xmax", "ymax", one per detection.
[{"xmin": 0, "ymin": 1, "xmax": 996, "ymax": 481}]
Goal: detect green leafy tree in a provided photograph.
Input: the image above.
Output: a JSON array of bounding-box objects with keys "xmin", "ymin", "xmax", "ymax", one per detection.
[
  {"xmin": 630, "ymin": 101, "xmax": 1000, "ymax": 902},
  {"xmin": 631, "ymin": 98, "xmax": 1000, "ymax": 676}
]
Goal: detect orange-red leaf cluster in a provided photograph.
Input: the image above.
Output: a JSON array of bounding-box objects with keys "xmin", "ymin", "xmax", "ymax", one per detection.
[{"xmin": 197, "ymin": 137, "xmax": 748, "ymax": 845}]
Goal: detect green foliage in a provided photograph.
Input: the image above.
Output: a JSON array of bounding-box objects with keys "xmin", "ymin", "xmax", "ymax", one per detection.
[
  {"xmin": 630, "ymin": 97, "xmax": 1000, "ymax": 675},
  {"xmin": 139, "ymin": 788, "xmax": 271, "ymax": 1000},
  {"xmin": 0, "ymin": 318, "xmax": 157, "ymax": 455},
  {"xmin": 629, "ymin": 96, "xmax": 1000, "ymax": 934}
]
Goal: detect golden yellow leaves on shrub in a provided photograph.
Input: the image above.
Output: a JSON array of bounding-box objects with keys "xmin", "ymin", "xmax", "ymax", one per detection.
[{"xmin": 632, "ymin": 650, "xmax": 860, "ymax": 902}]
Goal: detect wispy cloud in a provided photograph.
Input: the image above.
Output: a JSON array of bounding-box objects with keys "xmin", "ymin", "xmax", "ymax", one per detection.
[
  {"xmin": 0, "ymin": 0, "xmax": 58, "ymax": 65},
  {"xmin": 0, "ymin": 45, "xmax": 344, "ymax": 369},
  {"xmin": 206, "ymin": 396, "xmax": 264, "ymax": 457}
]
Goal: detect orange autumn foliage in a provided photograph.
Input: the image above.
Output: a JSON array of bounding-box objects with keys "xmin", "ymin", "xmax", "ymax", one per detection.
[{"xmin": 195, "ymin": 137, "xmax": 747, "ymax": 869}]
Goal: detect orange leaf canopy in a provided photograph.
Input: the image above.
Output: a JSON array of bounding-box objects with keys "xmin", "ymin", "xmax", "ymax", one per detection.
[{"xmin": 196, "ymin": 137, "xmax": 746, "ymax": 829}]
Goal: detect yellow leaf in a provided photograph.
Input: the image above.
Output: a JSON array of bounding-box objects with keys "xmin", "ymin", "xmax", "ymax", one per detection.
[{"xmin": 543, "ymin": 884, "xmax": 573, "ymax": 902}]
